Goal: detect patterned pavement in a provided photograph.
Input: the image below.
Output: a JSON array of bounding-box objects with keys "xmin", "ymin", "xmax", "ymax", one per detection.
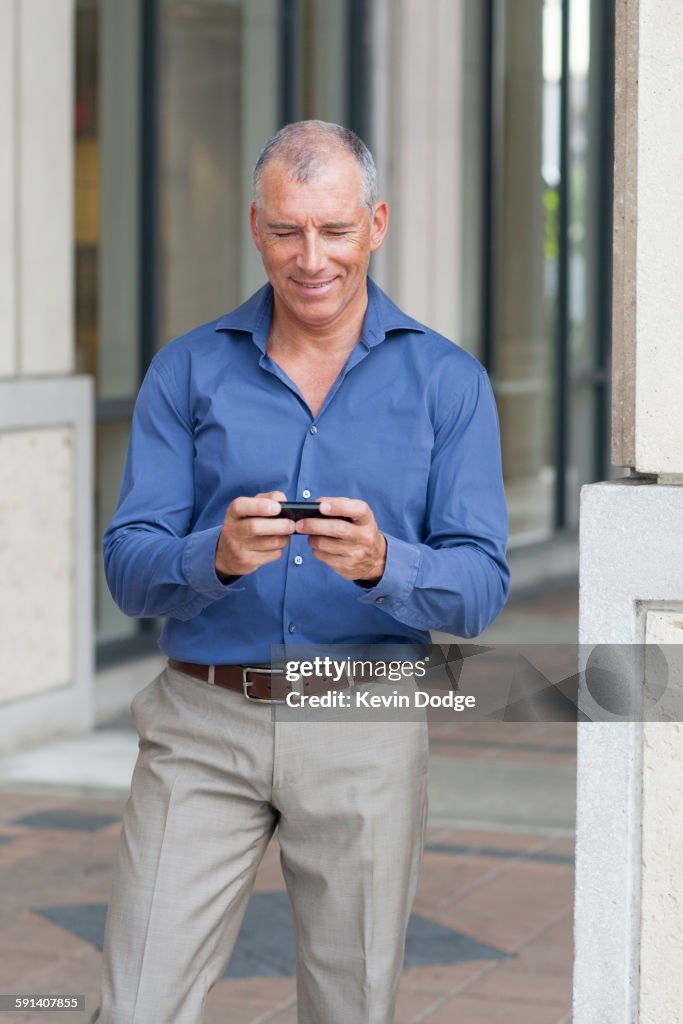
[
  {"xmin": 0, "ymin": 721, "xmax": 575, "ymax": 1024},
  {"xmin": 0, "ymin": 583, "xmax": 578, "ymax": 1022}
]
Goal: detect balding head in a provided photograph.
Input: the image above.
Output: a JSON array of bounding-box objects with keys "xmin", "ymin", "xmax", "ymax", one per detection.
[{"xmin": 252, "ymin": 120, "xmax": 379, "ymax": 214}]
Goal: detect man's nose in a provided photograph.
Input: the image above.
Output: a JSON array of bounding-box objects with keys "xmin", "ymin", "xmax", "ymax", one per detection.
[{"xmin": 297, "ymin": 232, "xmax": 327, "ymax": 275}]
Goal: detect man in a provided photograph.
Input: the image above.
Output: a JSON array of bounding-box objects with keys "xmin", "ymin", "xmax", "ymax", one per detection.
[{"xmin": 94, "ymin": 121, "xmax": 509, "ymax": 1024}]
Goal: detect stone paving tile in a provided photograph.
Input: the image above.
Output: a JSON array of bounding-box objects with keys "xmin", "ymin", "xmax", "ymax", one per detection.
[
  {"xmin": 413, "ymin": 852, "xmax": 510, "ymax": 914},
  {"xmin": 251, "ymin": 844, "xmax": 287, "ymax": 892},
  {"xmin": 511, "ymin": 916, "xmax": 575, "ymax": 973},
  {"xmin": 544, "ymin": 834, "xmax": 576, "ymax": 858},
  {"xmin": 425, "ymin": 827, "xmax": 559, "ymax": 853},
  {"xmin": 426, "ymin": 722, "xmax": 577, "ymax": 755},
  {"xmin": 393, "ymin": 989, "xmax": 448, "ymax": 1022},
  {"xmin": 432, "ymin": 862, "xmax": 574, "ymax": 953},
  {"xmin": 464, "ymin": 962, "xmax": 572, "ymax": 1006},
  {"xmin": 204, "ymin": 978, "xmax": 296, "ymax": 1024},
  {"xmin": 0, "ymin": 912, "xmax": 92, "ymax": 958},
  {"xmin": 422, "ymin": 993, "xmax": 568, "ymax": 1023},
  {"xmin": 397, "ymin": 960, "xmax": 494, "ymax": 996},
  {"xmin": 11, "ymin": 947, "xmax": 103, "ymax": 1023}
]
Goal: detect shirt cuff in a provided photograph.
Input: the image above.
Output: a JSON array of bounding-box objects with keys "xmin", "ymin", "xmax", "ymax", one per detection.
[
  {"xmin": 355, "ymin": 532, "xmax": 421, "ymax": 612},
  {"xmin": 182, "ymin": 525, "xmax": 244, "ymax": 599}
]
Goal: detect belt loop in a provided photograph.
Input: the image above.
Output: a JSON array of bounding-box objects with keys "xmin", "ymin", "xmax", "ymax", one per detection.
[{"xmin": 207, "ymin": 664, "xmax": 216, "ymax": 686}]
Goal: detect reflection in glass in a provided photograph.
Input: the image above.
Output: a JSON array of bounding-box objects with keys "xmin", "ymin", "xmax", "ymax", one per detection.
[
  {"xmin": 159, "ymin": 0, "xmax": 280, "ymax": 347},
  {"xmin": 567, "ymin": 0, "xmax": 598, "ymax": 525},
  {"xmin": 493, "ymin": 0, "xmax": 561, "ymax": 540},
  {"xmin": 75, "ymin": 0, "xmax": 140, "ymax": 398},
  {"xmin": 157, "ymin": 0, "xmax": 352, "ymax": 350},
  {"xmin": 74, "ymin": 0, "xmax": 99, "ymax": 381}
]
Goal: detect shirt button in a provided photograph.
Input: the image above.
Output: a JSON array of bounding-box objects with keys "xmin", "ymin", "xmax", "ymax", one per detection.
[
  {"xmin": 376, "ymin": 597, "xmax": 385, "ymax": 605},
  {"xmin": 302, "ymin": 489, "xmax": 311, "ymax": 498},
  {"xmin": 309, "ymin": 425, "xmax": 318, "ymax": 435},
  {"xmin": 288, "ymin": 623, "xmax": 296, "ymax": 633},
  {"xmin": 294, "ymin": 555, "xmax": 303, "ymax": 566}
]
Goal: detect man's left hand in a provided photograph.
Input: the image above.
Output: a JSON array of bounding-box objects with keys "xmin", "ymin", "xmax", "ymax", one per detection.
[{"xmin": 295, "ymin": 498, "xmax": 387, "ymax": 583}]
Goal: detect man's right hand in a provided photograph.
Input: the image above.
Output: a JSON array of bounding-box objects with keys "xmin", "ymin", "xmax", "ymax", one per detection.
[{"xmin": 215, "ymin": 491, "xmax": 294, "ymax": 579}]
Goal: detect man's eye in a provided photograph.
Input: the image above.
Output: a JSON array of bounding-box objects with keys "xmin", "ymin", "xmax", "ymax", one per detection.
[
  {"xmin": 274, "ymin": 231, "xmax": 296, "ymax": 238},
  {"xmin": 325, "ymin": 231, "xmax": 348, "ymax": 237}
]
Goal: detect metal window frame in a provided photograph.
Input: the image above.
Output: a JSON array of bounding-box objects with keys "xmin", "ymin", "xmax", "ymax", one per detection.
[
  {"xmin": 95, "ymin": 0, "xmax": 161, "ymax": 667},
  {"xmin": 482, "ymin": 0, "xmax": 615, "ymax": 537}
]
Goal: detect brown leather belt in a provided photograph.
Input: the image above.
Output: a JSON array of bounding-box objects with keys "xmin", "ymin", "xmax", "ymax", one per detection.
[{"xmin": 168, "ymin": 659, "xmax": 376, "ymax": 703}]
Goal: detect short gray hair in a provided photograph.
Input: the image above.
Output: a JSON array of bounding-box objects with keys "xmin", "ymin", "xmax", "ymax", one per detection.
[{"xmin": 253, "ymin": 120, "xmax": 379, "ymax": 213}]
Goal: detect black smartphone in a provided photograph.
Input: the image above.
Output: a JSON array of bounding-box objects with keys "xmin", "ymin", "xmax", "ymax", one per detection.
[{"xmin": 276, "ymin": 501, "xmax": 352, "ymax": 523}]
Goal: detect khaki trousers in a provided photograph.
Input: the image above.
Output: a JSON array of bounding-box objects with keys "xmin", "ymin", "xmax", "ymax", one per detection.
[{"xmin": 92, "ymin": 665, "xmax": 429, "ymax": 1024}]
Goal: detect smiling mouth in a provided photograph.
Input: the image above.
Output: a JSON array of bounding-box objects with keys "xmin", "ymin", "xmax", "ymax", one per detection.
[{"xmin": 293, "ymin": 278, "xmax": 337, "ymax": 290}]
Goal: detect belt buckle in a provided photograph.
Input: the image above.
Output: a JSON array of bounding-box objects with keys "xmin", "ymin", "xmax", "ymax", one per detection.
[{"xmin": 242, "ymin": 665, "xmax": 290, "ymax": 704}]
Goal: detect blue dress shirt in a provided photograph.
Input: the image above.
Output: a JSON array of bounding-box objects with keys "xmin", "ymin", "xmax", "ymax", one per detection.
[{"xmin": 103, "ymin": 278, "xmax": 509, "ymax": 662}]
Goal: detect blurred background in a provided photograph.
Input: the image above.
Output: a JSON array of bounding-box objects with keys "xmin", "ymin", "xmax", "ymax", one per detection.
[
  {"xmin": 0, "ymin": 1, "xmax": 621, "ymax": 1020},
  {"xmin": 78, "ymin": 0, "xmax": 610, "ymax": 662}
]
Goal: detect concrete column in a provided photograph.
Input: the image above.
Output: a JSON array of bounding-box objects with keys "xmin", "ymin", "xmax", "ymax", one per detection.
[
  {"xmin": 0, "ymin": 0, "xmax": 17, "ymax": 377},
  {"xmin": 575, "ymin": 1, "xmax": 683, "ymax": 1021},
  {"xmin": 240, "ymin": 0, "xmax": 278, "ymax": 299},
  {"xmin": 18, "ymin": 0, "xmax": 74, "ymax": 375},
  {"xmin": 611, "ymin": 0, "xmax": 683, "ymax": 477},
  {"xmin": 374, "ymin": 0, "xmax": 464, "ymax": 344},
  {"xmin": 0, "ymin": 0, "xmax": 93, "ymax": 752}
]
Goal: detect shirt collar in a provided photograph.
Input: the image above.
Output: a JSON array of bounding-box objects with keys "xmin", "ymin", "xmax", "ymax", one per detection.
[{"xmin": 213, "ymin": 276, "xmax": 426, "ymax": 353}]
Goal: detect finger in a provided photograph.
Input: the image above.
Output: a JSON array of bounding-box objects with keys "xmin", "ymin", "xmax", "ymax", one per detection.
[
  {"xmin": 244, "ymin": 517, "xmax": 295, "ymax": 537},
  {"xmin": 247, "ymin": 535, "xmax": 291, "ymax": 551},
  {"xmin": 231, "ymin": 495, "xmax": 284, "ymax": 519},
  {"xmin": 316, "ymin": 497, "xmax": 371, "ymax": 522},
  {"xmin": 308, "ymin": 548, "xmax": 354, "ymax": 574},
  {"xmin": 295, "ymin": 516, "xmax": 351, "ymax": 537},
  {"xmin": 307, "ymin": 536, "xmax": 350, "ymax": 554}
]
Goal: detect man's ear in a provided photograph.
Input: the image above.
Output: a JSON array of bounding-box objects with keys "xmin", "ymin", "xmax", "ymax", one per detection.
[
  {"xmin": 369, "ymin": 200, "xmax": 389, "ymax": 253},
  {"xmin": 249, "ymin": 203, "xmax": 261, "ymax": 251}
]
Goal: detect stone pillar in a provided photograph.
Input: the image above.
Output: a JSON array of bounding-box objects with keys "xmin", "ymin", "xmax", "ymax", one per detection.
[
  {"xmin": 371, "ymin": 0, "xmax": 464, "ymax": 344},
  {"xmin": 575, "ymin": 1, "xmax": 683, "ymax": 1021},
  {"xmin": 0, "ymin": 0, "xmax": 93, "ymax": 753}
]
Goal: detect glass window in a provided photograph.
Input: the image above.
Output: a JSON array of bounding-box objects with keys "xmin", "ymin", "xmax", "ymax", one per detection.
[
  {"xmin": 77, "ymin": 0, "xmax": 364, "ymax": 658},
  {"xmin": 157, "ymin": 0, "xmax": 357, "ymax": 349},
  {"xmin": 483, "ymin": 0, "xmax": 611, "ymax": 541},
  {"xmin": 491, "ymin": 0, "xmax": 561, "ymax": 541},
  {"xmin": 74, "ymin": 0, "xmax": 99, "ymax": 382},
  {"xmin": 75, "ymin": 0, "xmax": 140, "ymax": 397},
  {"xmin": 76, "ymin": 0, "xmax": 142, "ymax": 652},
  {"xmin": 158, "ymin": 0, "xmax": 280, "ymax": 346},
  {"xmin": 566, "ymin": 0, "xmax": 610, "ymax": 525}
]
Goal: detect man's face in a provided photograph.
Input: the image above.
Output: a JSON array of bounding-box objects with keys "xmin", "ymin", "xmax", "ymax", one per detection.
[{"xmin": 250, "ymin": 152, "xmax": 388, "ymax": 332}]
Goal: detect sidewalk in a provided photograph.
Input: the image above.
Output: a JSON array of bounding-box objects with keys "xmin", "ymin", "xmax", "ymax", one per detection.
[{"xmin": 0, "ymin": 584, "xmax": 578, "ymax": 1023}]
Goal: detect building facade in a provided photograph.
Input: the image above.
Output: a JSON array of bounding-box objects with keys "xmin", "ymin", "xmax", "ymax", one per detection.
[{"xmin": 1, "ymin": 0, "xmax": 613, "ymax": 737}]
